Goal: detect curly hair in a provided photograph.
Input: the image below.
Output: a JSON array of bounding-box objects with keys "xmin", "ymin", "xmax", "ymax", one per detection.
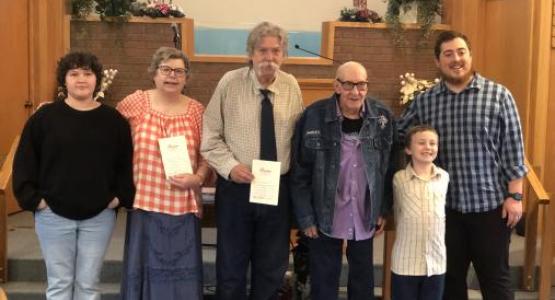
[{"xmin": 55, "ymin": 52, "xmax": 103, "ymax": 101}]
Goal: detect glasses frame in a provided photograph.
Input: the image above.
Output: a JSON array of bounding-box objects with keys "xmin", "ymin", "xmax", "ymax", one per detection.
[
  {"xmin": 158, "ymin": 65, "xmax": 187, "ymax": 77},
  {"xmin": 336, "ymin": 79, "xmax": 369, "ymax": 91}
]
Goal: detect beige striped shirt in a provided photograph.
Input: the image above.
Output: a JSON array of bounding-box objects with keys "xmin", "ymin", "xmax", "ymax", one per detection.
[
  {"xmin": 391, "ymin": 163, "xmax": 449, "ymax": 276},
  {"xmin": 201, "ymin": 67, "xmax": 303, "ymax": 178}
]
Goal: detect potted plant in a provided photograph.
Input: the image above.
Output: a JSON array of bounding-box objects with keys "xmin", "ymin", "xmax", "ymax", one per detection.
[
  {"xmin": 70, "ymin": 0, "xmax": 134, "ymax": 19},
  {"xmin": 385, "ymin": 0, "xmax": 442, "ymax": 46}
]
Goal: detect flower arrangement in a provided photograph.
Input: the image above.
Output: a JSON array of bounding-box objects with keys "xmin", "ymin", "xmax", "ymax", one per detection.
[
  {"xmin": 129, "ymin": 0, "xmax": 185, "ymax": 18},
  {"xmin": 339, "ymin": 7, "xmax": 383, "ymax": 23},
  {"xmin": 399, "ymin": 73, "xmax": 439, "ymax": 104},
  {"xmin": 94, "ymin": 69, "xmax": 119, "ymax": 101},
  {"xmin": 70, "ymin": 0, "xmax": 185, "ymax": 19}
]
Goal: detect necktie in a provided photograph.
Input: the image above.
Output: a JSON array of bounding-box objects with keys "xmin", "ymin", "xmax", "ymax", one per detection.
[{"xmin": 259, "ymin": 89, "xmax": 277, "ymax": 161}]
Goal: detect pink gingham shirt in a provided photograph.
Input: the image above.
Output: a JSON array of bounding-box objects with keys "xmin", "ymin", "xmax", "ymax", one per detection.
[{"xmin": 117, "ymin": 90, "xmax": 205, "ymax": 215}]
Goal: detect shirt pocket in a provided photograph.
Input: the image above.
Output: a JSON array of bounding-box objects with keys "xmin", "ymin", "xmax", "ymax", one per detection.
[{"xmin": 431, "ymin": 185, "xmax": 447, "ymax": 218}]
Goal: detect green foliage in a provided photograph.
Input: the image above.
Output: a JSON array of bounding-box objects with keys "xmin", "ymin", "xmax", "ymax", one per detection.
[
  {"xmin": 94, "ymin": 0, "xmax": 135, "ymax": 18},
  {"xmin": 71, "ymin": 0, "xmax": 95, "ymax": 18},
  {"xmin": 385, "ymin": 0, "xmax": 442, "ymax": 46}
]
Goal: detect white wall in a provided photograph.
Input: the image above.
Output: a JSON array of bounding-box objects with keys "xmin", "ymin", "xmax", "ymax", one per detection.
[{"xmin": 174, "ymin": 0, "xmax": 388, "ymax": 31}]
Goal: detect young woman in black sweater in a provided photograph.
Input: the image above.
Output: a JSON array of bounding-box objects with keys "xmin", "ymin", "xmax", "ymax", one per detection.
[{"xmin": 12, "ymin": 52, "xmax": 135, "ymax": 299}]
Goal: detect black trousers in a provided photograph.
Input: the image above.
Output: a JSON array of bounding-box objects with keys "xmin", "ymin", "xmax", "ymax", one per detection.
[
  {"xmin": 309, "ymin": 234, "xmax": 374, "ymax": 300},
  {"xmin": 215, "ymin": 175, "xmax": 290, "ymax": 300},
  {"xmin": 443, "ymin": 206, "xmax": 513, "ymax": 300}
]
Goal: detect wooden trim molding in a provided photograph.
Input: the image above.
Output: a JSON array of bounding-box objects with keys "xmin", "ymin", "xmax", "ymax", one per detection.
[
  {"xmin": 189, "ymin": 20, "xmax": 449, "ymax": 65},
  {"xmin": 0, "ymin": 137, "xmax": 19, "ymax": 191},
  {"xmin": 552, "ymin": 0, "xmax": 555, "ymax": 48}
]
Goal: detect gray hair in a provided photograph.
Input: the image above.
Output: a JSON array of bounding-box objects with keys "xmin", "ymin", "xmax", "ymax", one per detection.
[
  {"xmin": 246, "ymin": 22, "xmax": 289, "ymax": 57},
  {"xmin": 147, "ymin": 46, "xmax": 191, "ymax": 78}
]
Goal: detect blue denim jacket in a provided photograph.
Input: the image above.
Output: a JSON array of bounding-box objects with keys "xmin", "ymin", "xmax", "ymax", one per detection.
[{"xmin": 290, "ymin": 94, "xmax": 397, "ymax": 234}]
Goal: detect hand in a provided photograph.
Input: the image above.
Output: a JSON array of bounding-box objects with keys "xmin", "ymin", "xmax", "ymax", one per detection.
[
  {"xmin": 502, "ymin": 197, "xmax": 523, "ymax": 228},
  {"xmin": 107, "ymin": 197, "xmax": 120, "ymax": 209},
  {"xmin": 229, "ymin": 164, "xmax": 254, "ymax": 184},
  {"xmin": 303, "ymin": 226, "xmax": 319, "ymax": 239},
  {"xmin": 194, "ymin": 189, "xmax": 203, "ymax": 219},
  {"xmin": 168, "ymin": 174, "xmax": 202, "ymax": 189},
  {"xmin": 37, "ymin": 199, "xmax": 48, "ymax": 210},
  {"xmin": 375, "ymin": 217, "xmax": 386, "ymax": 236}
]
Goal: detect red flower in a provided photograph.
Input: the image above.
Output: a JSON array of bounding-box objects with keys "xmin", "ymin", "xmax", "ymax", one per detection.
[{"xmin": 156, "ymin": 3, "xmax": 170, "ymax": 15}]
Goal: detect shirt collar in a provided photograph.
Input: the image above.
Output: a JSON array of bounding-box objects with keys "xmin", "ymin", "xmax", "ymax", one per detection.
[
  {"xmin": 250, "ymin": 68, "xmax": 281, "ymax": 96},
  {"xmin": 405, "ymin": 162, "xmax": 442, "ymax": 181},
  {"xmin": 335, "ymin": 94, "xmax": 366, "ymax": 119}
]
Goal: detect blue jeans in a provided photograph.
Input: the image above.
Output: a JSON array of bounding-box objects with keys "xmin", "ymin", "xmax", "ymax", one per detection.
[
  {"xmin": 34, "ymin": 207, "xmax": 116, "ymax": 300},
  {"xmin": 392, "ymin": 272, "xmax": 445, "ymax": 300}
]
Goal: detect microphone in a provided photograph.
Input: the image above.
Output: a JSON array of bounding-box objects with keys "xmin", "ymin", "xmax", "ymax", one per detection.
[
  {"xmin": 171, "ymin": 23, "xmax": 181, "ymax": 49},
  {"xmin": 294, "ymin": 44, "xmax": 342, "ymax": 64}
]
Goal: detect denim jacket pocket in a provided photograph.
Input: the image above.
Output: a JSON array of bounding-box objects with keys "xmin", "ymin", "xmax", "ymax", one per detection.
[{"xmin": 304, "ymin": 137, "xmax": 329, "ymax": 150}]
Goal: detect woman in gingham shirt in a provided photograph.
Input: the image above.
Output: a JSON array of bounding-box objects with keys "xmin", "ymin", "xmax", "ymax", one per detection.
[{"xmin": 117, "ymin": 47, "xmax": 209, "ymax": 300}]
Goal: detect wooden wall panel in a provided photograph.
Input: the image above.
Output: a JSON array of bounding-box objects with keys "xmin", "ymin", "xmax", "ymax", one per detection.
[
  {"xmin": 481, "ymin": 0, "xmax": 534, "ymax": 164},
  {"xmin": 525, "ymin": 0, "xmax": 553, "ymax": 179},
  {"xmin": 0, "ymin": 0, "xmax": 30, "ymax": 157},
  {"xmin": 546, "ymin": 50, "xmax": 555, "ymax": 195},
  {"xmin": 297, "ymin": 79, "xmax": 335, "ymax": 107},
  {"xmin": 29, "ymin": 0, "xmax": 69, "ymax": 105},
  {"xmin": 443, "ymin": 0, "xmax": 486, "ymax": 71}
]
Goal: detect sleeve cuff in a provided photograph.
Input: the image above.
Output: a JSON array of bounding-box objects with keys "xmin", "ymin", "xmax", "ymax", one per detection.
[
  {"xmin": 218, "ymin": 160, "xmax": 240, "ymax": 180},
  {"xmin": 503, "ymin": 164, "xmax": 528, "ymax": 181}
]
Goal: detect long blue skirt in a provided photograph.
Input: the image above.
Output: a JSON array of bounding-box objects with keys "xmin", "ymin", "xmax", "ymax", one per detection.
[{"xmin": 120, "ymin": 209, "xmax": 203, "ymax": 300}]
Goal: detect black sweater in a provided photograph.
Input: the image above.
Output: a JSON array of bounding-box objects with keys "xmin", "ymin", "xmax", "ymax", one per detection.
[{"xmin": 12, "ymin": 100, "xmax": 135, "ymax": 220}]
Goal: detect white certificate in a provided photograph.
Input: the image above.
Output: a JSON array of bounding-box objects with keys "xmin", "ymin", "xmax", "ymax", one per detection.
[
  {"xmin": 249, "ymin": 160, "xmax": 281, "ymax": 206},
  {"xmin": 158, "ymin": 136, "xmax": 193, "ymax": 179}
]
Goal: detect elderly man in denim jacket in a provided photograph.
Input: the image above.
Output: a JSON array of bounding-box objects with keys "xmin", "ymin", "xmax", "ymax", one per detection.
[{"xmin": 290, "ymin": 61, "xmax": 397, "ymax": 300}]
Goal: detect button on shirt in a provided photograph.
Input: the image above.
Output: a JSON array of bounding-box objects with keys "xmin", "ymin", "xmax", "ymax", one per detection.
[
  {"xmin": 391, "ymin": 163, "xmax": 449, "ymax": 276},
  {"xmin": 330, "ymin": 133, "xmax": 373, "ymax": 240},
  {"xmin": 398, "ymin": 74, "xmax": 527, "ymax": 213},
  {"xmin": 330, "ymin": 102, "xmax": 373, "ymax": 241}
]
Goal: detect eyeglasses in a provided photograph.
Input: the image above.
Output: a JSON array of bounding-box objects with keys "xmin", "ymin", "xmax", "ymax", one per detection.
[
  {"xmin": 158, "ymin": 65, "xmax": 187, "ymax": 77},
  {"xmin": 336, "ymin": 79, "xmax": 368, "ymax": 91}
]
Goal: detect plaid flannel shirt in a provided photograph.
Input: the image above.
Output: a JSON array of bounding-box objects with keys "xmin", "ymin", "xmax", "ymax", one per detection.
[{"xmin": 398, "ymin": 73, "xmax": 527, "ymax": 213}]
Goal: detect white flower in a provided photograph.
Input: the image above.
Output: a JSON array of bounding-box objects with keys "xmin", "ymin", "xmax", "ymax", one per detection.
[
  {"xmin": 398, "ymin": 72, "xmax": 439, "ymax": 105},
  {"xmin": 94, "ymin": 69, "xmax": 119, "ymax": 101}
]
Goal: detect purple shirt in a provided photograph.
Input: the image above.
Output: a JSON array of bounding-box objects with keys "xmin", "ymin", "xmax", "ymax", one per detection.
[{"xmin": 329, "ymin": 103, "xmax": 373, "ymax": 241}]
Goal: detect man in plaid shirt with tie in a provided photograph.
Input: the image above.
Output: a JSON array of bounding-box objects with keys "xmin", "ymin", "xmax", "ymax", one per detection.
[{"xmin": 398, "ymin": 30, "xmax": 527, "ymax": 300}]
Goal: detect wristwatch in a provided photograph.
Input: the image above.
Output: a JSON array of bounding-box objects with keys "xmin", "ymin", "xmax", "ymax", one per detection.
[{"xmin": 506, "ymin": 192, "xmax": 523, "ymax": 201}]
